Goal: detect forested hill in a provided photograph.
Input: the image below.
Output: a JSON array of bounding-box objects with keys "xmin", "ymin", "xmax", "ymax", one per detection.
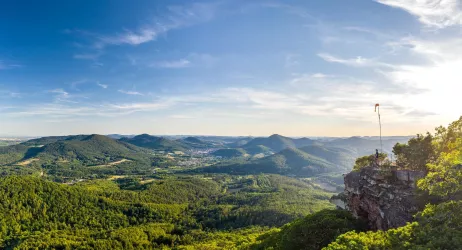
[
  {"xmin": 200, "ymin": 145, "xmax": 352, "ymax": 176},
  {"xmin": 36, "ymin": 134, "xmax": 153, "ymax": 163},
  {"xmin": 120, "ymin": 134, "xmax": 191, "ymax": 151},
  {"xmin": 241, "ymin": 134, "xmax": 318, "ymax": 152},
  {"xmin": 0, "ymin": 134, "xmax": 158, "ymax": 178},
  {"xmin": 0, "ymin": 174, "xmax": 336, "ymax": 249}
]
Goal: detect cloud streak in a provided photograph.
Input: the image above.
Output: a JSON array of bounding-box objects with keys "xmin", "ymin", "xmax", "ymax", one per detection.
[
  {"xmin": 118, "ymin": 90, "xmax": 144, "ymax": 96},
  {"xmin": 0, "ymin": 61, "xmax": 21, "ymax": 70},
  {"xmin": 74, "ymin": 2, "xmax": 220, "ymax": 49},
  {"xmin": 318, "ymin": 53, "xmax": 393, "ymax": 68},
  {"xmin": 151, "ymin": 59, "xmax": 191, "ymax": 68},
  {"xmin": 376, "ymin": 0, "xmax": 462, "ymax": 28},
  {"xmin": 97, "ymin": 82, "xmax": 108, "ymax": 89}
]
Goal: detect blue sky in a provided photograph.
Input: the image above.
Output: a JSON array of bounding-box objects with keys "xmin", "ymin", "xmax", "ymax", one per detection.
[{"xmin": 1, "ymin": 0, "xmax": 461, "ymax": 136}]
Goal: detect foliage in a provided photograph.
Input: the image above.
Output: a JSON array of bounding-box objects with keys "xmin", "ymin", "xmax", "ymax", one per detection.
[
  {"xmin": 392, "ymin": 133, "xmax": 435, "ymax": 170},
  {"xmin": 352, "ymin": 153, "xmax": 387, "ymax": 171},
  {"xmin": 242, "ymin": 134, "xmax": 297, "ymax": 152},
  {"xmin": 242, "ymin": 145, "xmax": 273, "ymax": 155},
  {"xmin": 212, "ymin": 148, "xmax": 248, "ymax": 158},
  {"xmin": 120, "ymin": 134, "xmax": 191, "ymax": 152},
  {"xmin": 250, "ymin": 209, "xmax": 368, "ymax": 250},
  {"xmin": 418, "ymin": 116, "xmax": 462, "ymax": 197},
  {"xmin": 201, "ymin": 147, "xmax": 349, "ymax": 177},
  {"xmin": 324, "ymin": 200, "xmax": 462, "ymax": 250}
]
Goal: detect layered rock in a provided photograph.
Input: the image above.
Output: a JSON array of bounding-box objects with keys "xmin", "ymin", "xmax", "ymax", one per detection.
[{"xmin": 343, "ymin": 166, "xmax": 426, "ymax": 230}]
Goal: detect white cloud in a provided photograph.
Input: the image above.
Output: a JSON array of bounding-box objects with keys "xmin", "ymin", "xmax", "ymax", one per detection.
[
  {"xmin": 151, "ymin": 59, "xmax": 191, "ymax": 68},
  {"xmin": 49, "ymin": 88, "xmax": 69, "ymax": 98},
  {"xmin": 118, "ymin": 90, "xmax": 144, "ymax": 96},
  {"xmin": 76, "ymin": 2, "xmax": 220, "ymax": 48},
  {"xmin": 99, "ymin": 28, "xmax": 161, "ymax": 46},
  {"xmin": 97, "ymin": 82, "xmax": 108, "ymax": 89},
  {"xmin": 311, "ymin": 73, "xmax": 330, "ymax": 78},
  {"xmin": 376, "ymin": 0, "xmax": 462, "ymax": 28},
  {"xmin": 318, "ymin": 53, "xmax": 393, "ymax": 68}
]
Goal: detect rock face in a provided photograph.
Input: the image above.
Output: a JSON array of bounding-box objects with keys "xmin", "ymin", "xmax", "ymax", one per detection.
[{"xmin": 343, "ymin": 166, "xmax": 426, "ymax": 230}]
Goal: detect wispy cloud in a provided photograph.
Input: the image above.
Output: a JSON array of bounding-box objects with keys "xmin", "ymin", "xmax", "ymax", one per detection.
[
  {"xmin": 318, "ymin": 53, "xmax": 393, "ymax": 68},
  {"xmin": 118, "ymin": 90, "xmax": 144, "ymax": 96},
  {"xmin": 98, "ymin": 28, "xmax": 161, "ymax": 47},
  {"xmin": 151, "ymin": 59, "xmax": 191, "ymax": 68},
  {"xmin": 49, "ymin": 88, "xmax": 71, "ymax": 102},
  {"xmin": 375, "ymin": 0, "xmax": 462, "ymax": 28},
  {"xmin": 97, "ymin": 82, "xmax": 108, "ymax": 89},
  {"xmin": 149, "ymin": 53, "xmax": 217, "ymax": 69},
  {"xmin": 0, "ymin": 91, "xmax": 22, "ymax": 98},
  {"xmin": 70, "ymin": 79, "xmax": 88, "ymax": 90},
  {"xmin": 285, "ymin": 53, "xmax": 300, "ymax": 68},
  {"xmin": 0, "ymin": 61, "xmax": 22, "ymax": 70},
  {"xmin": 311, "ymin": 73, "xmax": 331, "ymax": 78},
  {"xmin": 9, "ymin": 92, "xmax": 21, "ymax": 98},
  {"xmin": 72, "ymin": 2, "xmax": 220, "ymax": 49},
  {"xmin": 73, "ymin": 51, "xmax": 102, "ymax": 60}
]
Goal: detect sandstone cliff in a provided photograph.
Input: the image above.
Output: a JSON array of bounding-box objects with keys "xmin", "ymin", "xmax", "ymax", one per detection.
[{"xmin": 342, "ymin": 167, "xmax": 426, "ymax": 230}]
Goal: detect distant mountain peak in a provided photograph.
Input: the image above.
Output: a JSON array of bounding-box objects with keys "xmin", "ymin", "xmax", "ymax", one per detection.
[{"xmin": 269, "ymin": 134, "xmax": 283, "ymax": 138}]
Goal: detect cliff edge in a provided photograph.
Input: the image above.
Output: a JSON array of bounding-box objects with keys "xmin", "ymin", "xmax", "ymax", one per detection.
[{"xmin": 343, "ymin": 166, "xmax": 426, "ymax": 230}]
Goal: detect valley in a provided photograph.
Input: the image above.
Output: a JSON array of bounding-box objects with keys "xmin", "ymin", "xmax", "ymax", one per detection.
[{"xmin": 0, "ymin": 132, "xmax": 410, "ymax": 248}]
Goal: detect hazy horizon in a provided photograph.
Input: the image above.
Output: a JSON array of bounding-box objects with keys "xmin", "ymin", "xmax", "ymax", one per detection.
[{"xmin": 1, "ymin": 0, "xmax": 460, "ymax": 136}]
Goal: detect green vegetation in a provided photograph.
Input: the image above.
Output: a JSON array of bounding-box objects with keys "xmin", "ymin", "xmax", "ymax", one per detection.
[
  {"xmin": 418, "ymin": 117, "xmax": 462, "ymax": 197},
  {"xmin": 244, "ymin": 145, "xmax": 273, "ymax": 155},
  {"xmin": 324, "ymin": 201, "xmax": 462, "ymax": 250},
  {"xmin": 241, "ymin": 134, "xmax": 317, "ymax": 153},
  {"xmin": 0, "ymin": 173, "xmax": 335, "ymax": 249},
  {"xmin": 1, "ymin": 127, "xmax": 458, "ymax": 249},
  {"xmin": 202, "ymin": 146, "xmax": 354, "ymax": 177},
  {"xmin": 251, "ymin": 209, "xmax": 367, "ymax": 250},
  {"xmin": 212, "ymin": 148, "xmax": 248, "ymax": 158},
  {"xmin": 352, "ymin": 152, "xmax": 387, "ymax": 171},
  {"xmin": 242, "ymin": 134, "xmax": 297, "ymax": 152},
  {"xmin": 393, "ymin": 133, "xmax": 434, "ymax": 171},
  {"xmin": 120, "ymin": 134, "xmax": 191, "ymax": 152},
  {"xmin": 0, "ymin": 134, "xmax": 175, "ymax": 181},
  {"xmin": 323, "ymin": 117, "xmax": 462, "ymax": 250}
]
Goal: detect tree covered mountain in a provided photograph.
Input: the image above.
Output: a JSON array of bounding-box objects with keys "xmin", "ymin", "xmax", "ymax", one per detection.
[
  {"xmin": 36, "ymin": 134, "xmax": 153, "ymax": 164},
  {"xmin": 241, "ymin": 134, "xmax": 298, "ymax": 152},
  {"xmin": 251, "ymin": 209, "xmax": 367, "ymax": 250},
  {"xmin": 211, "ymin": 148, "xmax": 248, "ymax": 158},
  {"xmin": 179, "ymin": 136, "xmax": 218, "ymax": 148},
  {"xmin": 201, "ymin": 145, "xmax": 353, "ymax": 176},
  {"xmin": 120, "ymin": 134, "xmax": 191, "ymax": 152},
  {"xmin": 0, "ymin": 134, "xmax": 169, "ymax": 179},
  {"xmin": 298, "ymin": 145, "xmax": 356, "ymax": 168},
  {"xmin": 0, "ymin": 174, "xmax": 335, "ymax": 249}
]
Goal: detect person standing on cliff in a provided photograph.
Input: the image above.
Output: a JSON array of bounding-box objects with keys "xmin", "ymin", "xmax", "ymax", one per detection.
[{"xmin": 375, "ymin": 149, "xmax": 379, "ymax": 166}]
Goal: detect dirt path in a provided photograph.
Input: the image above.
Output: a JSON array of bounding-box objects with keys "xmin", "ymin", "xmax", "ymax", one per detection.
[
  {"xmin": 16, "ymin": 158, "xmax": 39, "ymax": 166},
  {"xmin": 93, "ymin": 159, "xmax": 131, "ymax": 168}
]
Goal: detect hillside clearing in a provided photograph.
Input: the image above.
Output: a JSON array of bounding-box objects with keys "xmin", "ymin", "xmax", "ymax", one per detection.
[
  {"xmin": 15, "ymin": 158, "xmax": 39, "ymax": 166},
  {"xmin": 92, "ymin": 159, "xmax": 131, "ymax": 168}
]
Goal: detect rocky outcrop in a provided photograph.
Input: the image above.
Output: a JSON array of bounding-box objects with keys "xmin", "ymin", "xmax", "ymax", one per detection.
[{"xmin": 343, "ymin": 167, "xmax": 426, "ymax": 230}]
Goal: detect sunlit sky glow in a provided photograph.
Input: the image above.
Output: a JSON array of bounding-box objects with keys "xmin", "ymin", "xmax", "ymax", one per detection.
[{"xmin": 1, "ymin": 0, "xmax": 461, "ymax": 136}]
